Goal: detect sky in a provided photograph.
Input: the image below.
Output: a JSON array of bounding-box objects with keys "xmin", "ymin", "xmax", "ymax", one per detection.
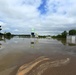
[{"xmin": 0, "ymin": 0, "xmax": 76, "ymax": 35}]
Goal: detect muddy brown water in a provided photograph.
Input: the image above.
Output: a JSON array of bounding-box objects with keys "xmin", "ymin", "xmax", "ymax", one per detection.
[{"xmin": 0, "ymin": 37, "xmax": 76, "ymax": 75}]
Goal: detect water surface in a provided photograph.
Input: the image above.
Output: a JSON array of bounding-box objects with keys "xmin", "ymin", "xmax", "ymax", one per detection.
[{"xmin": 0, "ymin": 37, "xmax": 76, "ymax": 75}]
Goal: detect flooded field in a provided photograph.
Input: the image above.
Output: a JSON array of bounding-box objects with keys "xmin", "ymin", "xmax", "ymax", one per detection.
[{"xmin": 0, "ymin": 37, "xmax": 76, "ymax": 75}]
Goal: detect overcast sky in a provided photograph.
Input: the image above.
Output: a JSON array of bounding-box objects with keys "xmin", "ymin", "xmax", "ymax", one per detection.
[{"xmin": 0, "ymin": 0, "xmax": 76, "ymax": 35}]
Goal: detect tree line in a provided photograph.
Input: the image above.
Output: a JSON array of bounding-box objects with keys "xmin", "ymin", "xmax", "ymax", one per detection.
[{"xmin": 52, "ymin": 29, "xmax": 76, "ymax": 38}]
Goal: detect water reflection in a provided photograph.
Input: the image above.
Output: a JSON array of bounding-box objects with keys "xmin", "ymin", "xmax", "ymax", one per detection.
[
  {"xmin": 0, "ymin": 35, "xmax": 14, "ymax": 41},
  {"xmin": 0, "ymin": 36, "xmax": 3, "ymax": 49},
  {"xmin": 55, "ymin": 38, "xmax": 67, "ymax": 45},
  {"xmin": 0, "ymin": 43, "xmax": 2, "ymax": 48},
  {"xmin": 0, "ymin": 34, "xmax": 76, "ymax": 47},
  {"xmin": 0, "ymin": 35, "xmax": 14, "ymax": 49},
  {"xmin": 30, "ymin": 41, "xmax": 34, "ymax": 48},
  {"xmin": 53, "ymin": 38, "xmax": 76, "ymax": 46},
  {"xmin": 30, "ymin": 38, "xmax": 39, "ymax": 48}
]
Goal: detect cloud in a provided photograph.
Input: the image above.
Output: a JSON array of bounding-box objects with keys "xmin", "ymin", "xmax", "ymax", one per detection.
[{"xmin": 0, "ymin": 0, "xmax": 76, "ymax": 35}]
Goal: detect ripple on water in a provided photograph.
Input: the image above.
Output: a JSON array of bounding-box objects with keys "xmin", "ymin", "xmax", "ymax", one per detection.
[{"xmin": 16, "ymin": 56, "xmax": 70, "ymax": 75}]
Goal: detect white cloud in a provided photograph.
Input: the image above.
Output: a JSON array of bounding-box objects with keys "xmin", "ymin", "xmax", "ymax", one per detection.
[{"xmin": 0, "ymin": 0, "xmax": 76, "ymax": 35}]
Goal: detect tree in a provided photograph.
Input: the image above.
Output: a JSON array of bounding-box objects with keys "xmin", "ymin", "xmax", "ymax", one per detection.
[
  {"xmin": 52, "ymin": 31, "xmax": 67, "ymax": 38},
  {"xmin": 0, "ymin": 26, "xmax": 2, "ymax": 35},
  {"xmin": 5, "ymin": 32, "xmax": 11, "ymax": 36},
  {"xmin": 69, "ymin": 29, "xmax": 76, "ymax": 35},
  {"xmin": 61, "ymin": 31, "xmax": 67, "ymax": 38}
]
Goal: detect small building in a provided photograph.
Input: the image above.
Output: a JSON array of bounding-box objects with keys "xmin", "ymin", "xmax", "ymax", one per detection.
[
  {"xmin": 35, "ymin": 33, "xmax": 38, "ymax": 38},
  {"xmin": 67, "ymin": 35, "xmax": 76, "ymax": 44}
]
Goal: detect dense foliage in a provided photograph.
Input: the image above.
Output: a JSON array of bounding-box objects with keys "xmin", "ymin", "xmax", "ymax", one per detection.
[
  {"xmin": 52, "ymin": 29, "xmax": 76, "ymax": 38},
  {"xmin": 69, "ymin": 29, "xmax": 76, "ymax": 35}
]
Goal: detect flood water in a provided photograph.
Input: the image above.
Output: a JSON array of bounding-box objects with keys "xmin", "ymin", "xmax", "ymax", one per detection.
[{"xmin": 0, "ymin": 37, "xmax": 76, "ymax": 75}]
